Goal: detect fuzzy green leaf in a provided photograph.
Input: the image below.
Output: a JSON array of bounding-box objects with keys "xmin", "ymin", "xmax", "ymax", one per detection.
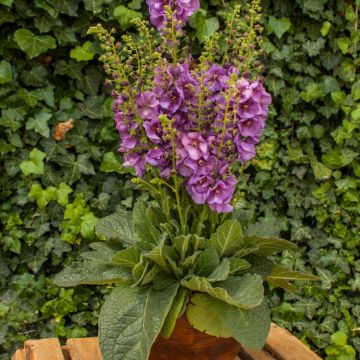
[
  {"xmin": 244, "ymin": 236, "xmax": 297, "ymax": 256},
  {"xmin": 111, "ymin": 247, "xmax": 141, "ymax": 268},
  {"xmin": 194, "ymin": 247, "xmax": 220, "ymax": 277},
  {"xmin": 98, "ymin": 284, "xmax": 179, "ymax": 360},
  {"xmin": 188, "ymin": 294, "xmax": 271, "ymax": 350},
  {"xmin": 208, "ymin": 220, "xmax": 243, "ymax": 257},
  {"xmin": 53, "ymin": 260, "xmax": 132, "ymax": 287},
  {"xmin": 267, "ymin": 265, "xmax": 320, "ymax": 281},
  {"xmin": 181, "ymin": 273, "xmax": 263, "ymax": 309},
  {"xmin": 95, "ymin": 209, "xmax": 137, "ymax": 246}
]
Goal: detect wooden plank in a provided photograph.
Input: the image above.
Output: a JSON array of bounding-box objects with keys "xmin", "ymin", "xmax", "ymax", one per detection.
[
  {"xmin": 24, "ymin": 338, "xmax": 65, "ymax": 360},
  {"xmin": 265, "ymin": 324, "xmax": 323, "ymax": 360},
  {"xmin": 11, "ymin": 349, "xmax": 26, "ymax": 360},
  {"xmin": 65, "ymin": 337, "xmax": 102, "ymax": 360},
  {"xmin": 238, "ymin": 346, "xmax": 276, "ymax": 360}
]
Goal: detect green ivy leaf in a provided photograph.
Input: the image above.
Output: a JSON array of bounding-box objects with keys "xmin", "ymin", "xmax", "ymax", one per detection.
[
  {"xmin": 0, "ymin": 60, "xmax": 12, "ymax": 84},
  {"xmin": 14, "ymin": 29, "xmax": 56, "ymax": 58},
  {"xmin": 56, "ymin": 182, "xmax": 73, "ymax": 206},
  {"xmin": 181, "ymin": 273, "xmax": 263, "ymax": 309},
  {"xmin": 322, "ymin": 149, "xmax": 358, "ymax": 169},
  {"xmin": 195, "ymin": 12, "xmax": 219, "ymax": 43},
  {"xmin": 20, "ymin": 148, "xmax": 46, "ymax": 175},
  {"xmin": 26, "ymin": 109, "xmax": 52, "ymax": 138},
  {"xmin": 310, "ymin": 161, "xmax": 333, "ymax": 180},
  {"xmin": 320, "ymin": 21, "xmax": 331, "ymax": 37},
  {"xmin": 80, "ymin": 212, "xmax": 98, "ymax": 239},
  {"xmin": 113, "ymin": 5, "xmax": 142, "ymax": 31},
  {"xmin": 29, "ymin": 184, "xmax": 57, "ymax": 209},
  {"xmin": 45, "ymin": 0, "xmax": 80, "ymax": 17},
  {"xmin": 98, "ymin": 284, "xmax": 179, "ymax": 360},
  {"xmin": 0, "ymin": 0, "xmax": 14, "ymax": 7},
  {"xmin": 187, "ymin": 294, "xmax": 271, "ymax": 350},
  {"xmin": 53, "ymin": 260, "xmax": 132, "ymax": 287},
  {"xmin": 83, "ymin": 0, "xmax": 107, "ymax": 14},
  {"xmin": 300, "ymin": 83, "xmax": 325, "ymax": 102},
  {"xmin": 70, "ymin": 41, "xmax": 96, "ymax": 62},
  {"xmin": 100, "ymin": 152, "xmax": 124, "ymax": 174},
  {"xmin": 268, "ymin": 16, "xmax": 291, "ymax": 39},
  {"xmin": 337, "ymin": 37, "xmax": 351, "ymax": 54},
  {"xmin": 208, "ymin": 220, "xmax": 243, "ymax": 257}
]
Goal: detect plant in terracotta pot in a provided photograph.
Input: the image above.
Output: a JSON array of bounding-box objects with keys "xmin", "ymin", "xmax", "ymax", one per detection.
[{"xmin": 54, "ymin": 1, "xmax": 319, "ymax": 359}]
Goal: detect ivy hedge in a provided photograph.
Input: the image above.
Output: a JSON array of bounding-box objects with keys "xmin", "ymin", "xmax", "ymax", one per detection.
[{"xmin": 0, "ymin": 0, "xmax": 359, "ymax": 359}]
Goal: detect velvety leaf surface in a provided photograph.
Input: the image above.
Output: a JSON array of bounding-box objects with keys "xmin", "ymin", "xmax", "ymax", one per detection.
[{"xmin": 99, "ymin": 284, "xmax": 179, "ymax": 360}]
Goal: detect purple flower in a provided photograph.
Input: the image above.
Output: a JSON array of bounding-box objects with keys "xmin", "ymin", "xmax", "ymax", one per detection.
[
  {"xmin": 204, "ymin": 64, "xmax": 229, "ymax": 92},
  {"xmin": 136, "ymin": 91, "xmax": 159, "ymax": 120},
  {"xmin": 238, "ymin": 116, "xmax": 265, "ymax": 139},
  {"xmin": 181, "ymin": 132, "xmax": 209, "ymax": 161},
  {"xmin": 123, "ymin": 153, "xmax": 146, "ymax": 177},
  {"xmin": 158, "ymin": 88, "xmax": 183, "ymax": 113},
  {"xmin": 143, "ymin": 119, "xmax": 163, "ymax": 144},
  {"xmin": 147, "ymin": 0, "xmax": 200, "ymax": 30},
  {"xmin": 236, "ymin": 140, "xmax": 256, "ymax": 162},
  {"xmin": 207, "ymin": 176, "xmax": 236, "ymax": 213},
  {"xmin": 186, "ymin": 175, "xmax": 214, "ymax": 204}
]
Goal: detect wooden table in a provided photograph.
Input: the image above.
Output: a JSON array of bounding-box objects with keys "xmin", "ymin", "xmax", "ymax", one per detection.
[{"xmin": 12, "ymin": 324, "xmax": 323, "ymax": 360}]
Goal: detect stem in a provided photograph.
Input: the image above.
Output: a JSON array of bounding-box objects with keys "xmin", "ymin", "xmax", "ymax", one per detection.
[{"xmin": 170, "ymin": 129, "xmax": 186, "ymax": 233}]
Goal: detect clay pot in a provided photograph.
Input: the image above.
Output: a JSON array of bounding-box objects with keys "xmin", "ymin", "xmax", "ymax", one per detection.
[{"xmin": 149, "ymin": 317, "xmax": 241, "ymax": 360}]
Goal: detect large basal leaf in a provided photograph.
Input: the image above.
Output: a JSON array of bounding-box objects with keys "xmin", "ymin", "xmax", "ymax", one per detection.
[
  {"xmin": 95, "ymin": 209, "xmax": 137, "ymax": 246},
  {"xmin": 244, "ymin": 236, "xmax": 297, "ymax": 256},
  {"xmin": 133, "ymin": 201, "xmax": 161, "ymax": 250},
  {"xmin": 189, "ymin": 294, "xmax": 271, "ymax": 350},
  {"xmin": 81, "ymin": 242, "xmax": 120, "ymax": 264},
  {"xmin": 99, "ymin": 283, "xmax": 179, "ymax": 360},
  {"xmin": 229, "ymin": 258, "xmax": 251, "ymax": 275},
  {"xmin": 186, "ymin": 294, "xmax": 232, "ymax": 338},
  {"xmin": 208, "ymin": 220, "xmax": 243, "ymax": 257},
  {"xmin": 181, "ymin": 273, "xmax": 263, "ymax": 309},
  {"xmin": 53, "ymin": 260, "xmax": 132, "ymax": 287},
  {"xmin": 267, "ymin": 265, "xmax": 320, "ymax": 281}
]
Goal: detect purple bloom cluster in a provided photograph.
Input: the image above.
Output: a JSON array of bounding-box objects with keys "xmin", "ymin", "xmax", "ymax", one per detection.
[
  {"xmin": 113, "ymin": 60, "xmax": 271, "ymax": 213},
  {"xmin": 146, "ymin": 0, "xmax": 200, "ymax": 30}
]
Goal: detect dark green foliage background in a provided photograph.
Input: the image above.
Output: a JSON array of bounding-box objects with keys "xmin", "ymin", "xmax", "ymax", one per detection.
[{"xmin": 0, "ymin": 0, "xmax": 359, "ymax": 358}]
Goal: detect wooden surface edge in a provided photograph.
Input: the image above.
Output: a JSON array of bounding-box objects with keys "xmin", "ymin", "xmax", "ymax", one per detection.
[
  {"xmin": 11, "ymin": 323, "xmax": 323, "ymax": 360},
  {"xmin": 265, "ymin": 323, "xmax": 323, "ymax": 360}
]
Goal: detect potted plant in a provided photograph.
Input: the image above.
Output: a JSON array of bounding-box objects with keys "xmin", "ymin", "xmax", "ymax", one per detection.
[{"xmin": 54, "ymin": 1, "xmax": 319, "ymax": 359}]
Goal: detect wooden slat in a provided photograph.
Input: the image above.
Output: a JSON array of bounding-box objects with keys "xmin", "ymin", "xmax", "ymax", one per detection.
[
  {"xmin": 265, "ymin": 324, "xmax": 323, "ymax": 360},
  {"xmin": 239, "ymin": 346, "xmax": 276, "ymax": 360},
  {"xmin": 65, "ymin": 337, "xmax": 102, "ymax": 360},
  {"xmin": 24, "ymin": 338, "xmax": 65, "ymax": 360},
  {"xmin": 11, "ymin": 349, "xmax": 26, "ymax": 360}
]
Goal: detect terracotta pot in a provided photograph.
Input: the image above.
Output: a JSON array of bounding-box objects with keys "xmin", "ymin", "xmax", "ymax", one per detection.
[{"xmin": 149, "ymin": 317, "xmax": 241, "ymax": 360}]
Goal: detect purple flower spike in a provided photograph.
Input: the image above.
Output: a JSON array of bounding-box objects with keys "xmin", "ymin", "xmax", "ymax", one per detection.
[
  {"xmin": 136, "ymin": 91, "xmax": 159, "ymax": 120},
  {"xmin": 146, "ymin": 0, "xmax": 200, "ymax": 31},
  {"xmin": 181, "ymin": 132, "xmax": 209, "ymax": 161},
  {"xmin": 143, "ymin": 119, "xmax": 163, "ymax": 144}
]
